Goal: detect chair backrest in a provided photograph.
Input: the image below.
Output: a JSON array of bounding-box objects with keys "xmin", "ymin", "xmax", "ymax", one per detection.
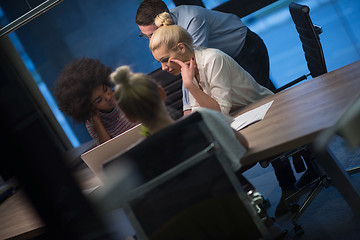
[
  {"xmin": 103, "ymin": 112, "xmax": 209, "ymax": 182},
  {"xmin": 120, "ymin": 146, "xmax": 265, "ymax": 240},
  {"xmin": 173, "ymin": 0, "xmax": 205, "ymax": 7},
  {"xmin": 289, "ymin": 2, "xmax": 327, "ymax": 78},
  {"xmin": 100, "ymin": 112, "xmax": 267, "ymax": 239},
  {"xmin": 148, "ymin": 68, "xmax": 183, "ymax": 120}
]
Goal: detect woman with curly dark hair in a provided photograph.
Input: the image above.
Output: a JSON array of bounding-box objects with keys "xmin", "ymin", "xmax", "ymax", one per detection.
[{"xmin": 53, "ymin": 57, "xmax": 136, "ymax": 144}]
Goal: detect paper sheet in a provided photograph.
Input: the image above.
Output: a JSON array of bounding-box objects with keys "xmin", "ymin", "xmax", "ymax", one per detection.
[{"xmin": 231, "ymin": 100, "xmax": 274, "ymax": 130}]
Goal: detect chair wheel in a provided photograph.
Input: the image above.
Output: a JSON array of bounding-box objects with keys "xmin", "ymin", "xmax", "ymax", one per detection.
[
  {"xmin": 293, "ymin": 224, "xmax": 304, "ymax": 236},
  {"xmin": 290, "ymin": 203, "xmax": 300, "ymax": 213}
]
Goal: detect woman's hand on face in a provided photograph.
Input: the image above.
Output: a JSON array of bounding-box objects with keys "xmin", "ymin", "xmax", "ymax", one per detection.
[
  {"xmin": 91, "ymin": 109, "xmax": 101, "ymax": 123},
  {"xmin": 90, "ymin": 109, "xmax": 111, "ymax": 144},
  {"xmin": 170, "ymin": 58, "xmax": 196, "ymax": 90}
]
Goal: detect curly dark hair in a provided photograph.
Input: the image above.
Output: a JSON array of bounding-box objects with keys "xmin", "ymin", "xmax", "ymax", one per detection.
[
  {"xmin": 135, "ymin": 0, "xmax": 169, "ymax": 26},
  {"xmin": 53, "ymin": 57, "xmax": 113, "ymax": 123}
]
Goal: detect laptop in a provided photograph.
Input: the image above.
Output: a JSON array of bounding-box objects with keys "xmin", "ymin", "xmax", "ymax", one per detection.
[{"xmin": 81, "ymin": 124, "xmax": 144, "ymax": 180}]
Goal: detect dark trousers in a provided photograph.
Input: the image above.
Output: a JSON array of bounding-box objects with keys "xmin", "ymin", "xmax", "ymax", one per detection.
[
  {"xmin": 234, "ymin": 28, "xmax": 276, "ymax": 92},
  {"xmin": 238, "ymin": 159, "xmax": 296, "ymax": 192},
  {"xmin": 234, "ymin": 29, "xmax": 296, "ymax": 191},
  {"xmin": 271, "ymin": 158, "xmax": 297, "ymax": 191}
]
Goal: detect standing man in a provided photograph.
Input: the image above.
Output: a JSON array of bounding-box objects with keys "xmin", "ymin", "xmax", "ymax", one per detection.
[{"xmin": 136, "ymin": 0, "xmax": 275, "ymax": 113}]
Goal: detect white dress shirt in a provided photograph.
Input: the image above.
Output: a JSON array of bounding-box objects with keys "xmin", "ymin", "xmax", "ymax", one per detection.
[{"xmin": 189, "ymin": 48, "xmax": 273, "ymax": 114}]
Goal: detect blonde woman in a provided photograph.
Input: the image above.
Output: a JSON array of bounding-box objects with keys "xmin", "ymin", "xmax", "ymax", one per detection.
[
  {"xmin": 110, "ymin": 65, "xmax": 246, "ymax": 147},
  {"xmin": 110, "ymin": 65, "xmax": 286, "ymax": 239},
  {"xmin": 110, "ymin": 65, "xmax": 174, "ymax": 136},
  {"xmin": 136, "ymin": 0, "xmax": 274, "ymax": 91},
  {"xmin": 149, "ymin": 13, "xmax": 299, "ymax": 217},
  {"xmin": 149, "ymin": 12, "xmax": 273, "ymax": 115}
]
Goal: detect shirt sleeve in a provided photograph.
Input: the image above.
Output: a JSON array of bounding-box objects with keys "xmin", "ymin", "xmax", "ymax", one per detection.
[
  {"xmin": 205, "ymin": 54, "xmax": 234, "ymax": 115},
  {"xmin": 85, "ymin": 120, "xmax": 99, "ymax": 144},
  {"xmin": 182, "ymin": 84, "xmax": 191, "ymax": 111}
]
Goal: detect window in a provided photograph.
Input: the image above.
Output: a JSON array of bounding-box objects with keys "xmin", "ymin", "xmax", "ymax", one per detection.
[{"xmin": 242, "ymin": 0, "xmax": 360, "ymax": 88}]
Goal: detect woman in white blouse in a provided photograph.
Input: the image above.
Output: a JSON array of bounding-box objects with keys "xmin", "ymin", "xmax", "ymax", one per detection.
[
  {"xmin": 149, "ymin": 12, "xmax": 273, "ymax": 115},
  {"xmin": 149, "ymin": 13, "xmax": 298, "ymax": 218}
]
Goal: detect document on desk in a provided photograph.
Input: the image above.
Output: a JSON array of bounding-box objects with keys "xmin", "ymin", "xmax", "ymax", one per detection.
[{"xmin": 231, "ymin": 100, "xmax": 274, "ymax": 131}]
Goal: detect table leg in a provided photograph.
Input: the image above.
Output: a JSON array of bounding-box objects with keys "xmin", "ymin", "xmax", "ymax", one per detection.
[{"xmin": 317, "ymin": 149, "xmax": 360, "ymax": 216}]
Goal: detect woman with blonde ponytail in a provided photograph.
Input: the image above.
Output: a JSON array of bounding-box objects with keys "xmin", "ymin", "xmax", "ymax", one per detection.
[
  {"xmin": 148, "ymin": 21, "xmax": 300, "ymax": 216},
  {"xmin": 149, "ymin": 24, "xmax": 273, "ymax": 115},
  {"xmin": 110, "ymin": 66, "xmax": 174, "ymax": 135},
  {"xmin": 136, "ymin": 0, "xmax": 275, "ymax": 114},
  {"xmin": 108, "ymin": 65, "xmax": 286, "ymax": 240}
]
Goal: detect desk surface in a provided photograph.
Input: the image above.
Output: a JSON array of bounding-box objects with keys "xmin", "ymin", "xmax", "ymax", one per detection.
[
  {"xmin": 0, "ymin": 167, "xmax": 101, "ymax": 240},
  {"xmin": 0, "ymin": 190, "xmax": 44, "ymax": 240},
  {"xmin": 238, "ymin": 60, "xmax": 360, "ymax": 165}
]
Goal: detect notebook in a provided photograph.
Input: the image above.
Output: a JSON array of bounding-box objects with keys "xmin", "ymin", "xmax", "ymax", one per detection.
[{"xmin": 80, "ymin": 124, "xmax": 144, "ymax": 180}]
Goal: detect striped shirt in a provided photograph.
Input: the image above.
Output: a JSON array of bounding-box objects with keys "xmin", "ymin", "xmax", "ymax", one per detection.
[{"xmin": 85, "ymin": 105, "xmax": 137, "ymax": 144}]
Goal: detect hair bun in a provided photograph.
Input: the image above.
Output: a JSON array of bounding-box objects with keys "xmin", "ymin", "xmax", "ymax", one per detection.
[
  {"xmin": 155, "ymin": 12, "xmax": 174, "ymax": 27},
  {"xmin": 111, "ymin": 65, "xmax": 131, "ymax": 85}
]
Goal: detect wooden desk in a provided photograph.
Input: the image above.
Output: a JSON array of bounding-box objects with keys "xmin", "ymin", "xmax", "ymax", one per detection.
[
  {"xmin": 236, "ymin": 60, "xmax": 360, "ymax": 215},
  {"xmin": 238, "ymin": 60, "xmax": 360, "ymax": 164},
  {"xmin": 0, "ymin": 190, "xmax": 45, "ymax": 240},
  {"xmin": 0, "ymin": 167, "xmax": 101, "ymax": 240}
]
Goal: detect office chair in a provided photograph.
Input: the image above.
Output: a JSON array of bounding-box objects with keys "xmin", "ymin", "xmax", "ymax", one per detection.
[
  {"xmin": 281, "ymin": 2, "xmax": 329, "ymax": 180},
  {"xmin": 98, "ymin": 111, "xmax": 275, "ymax": 239},
  {"xmin": 285, "ymin": 95, "xmax": 360, "ymax": 235},
  {"xmin": 276, "ymin": 2, "xmax": 327, "ymax": 92},
  {"xmin": 284, "ymin": 1, "xmax": 328, "ymax": 193},
  {"xmin": 148, "ymin": 68, "xmax": 183, "ymax": 120},
  {"xmin": 257, "ymin": 1, "xmax": 329, "ymax": 225},
  {"xmin": 270, "ymin": 2, "xmax": 328, "ymax": 179},
  {"xmin": 173, "ymin": 0, "xmax": 205, "ymax": 7}
]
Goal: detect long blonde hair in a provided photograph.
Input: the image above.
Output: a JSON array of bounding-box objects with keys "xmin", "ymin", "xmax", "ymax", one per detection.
[
  {"xmin": 110, "ymin": 66, "xmax": 162, "ymax": 123},
  {"xmin": 149, "ymin": 12, "xmax": 193, "ymax": 52}
]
